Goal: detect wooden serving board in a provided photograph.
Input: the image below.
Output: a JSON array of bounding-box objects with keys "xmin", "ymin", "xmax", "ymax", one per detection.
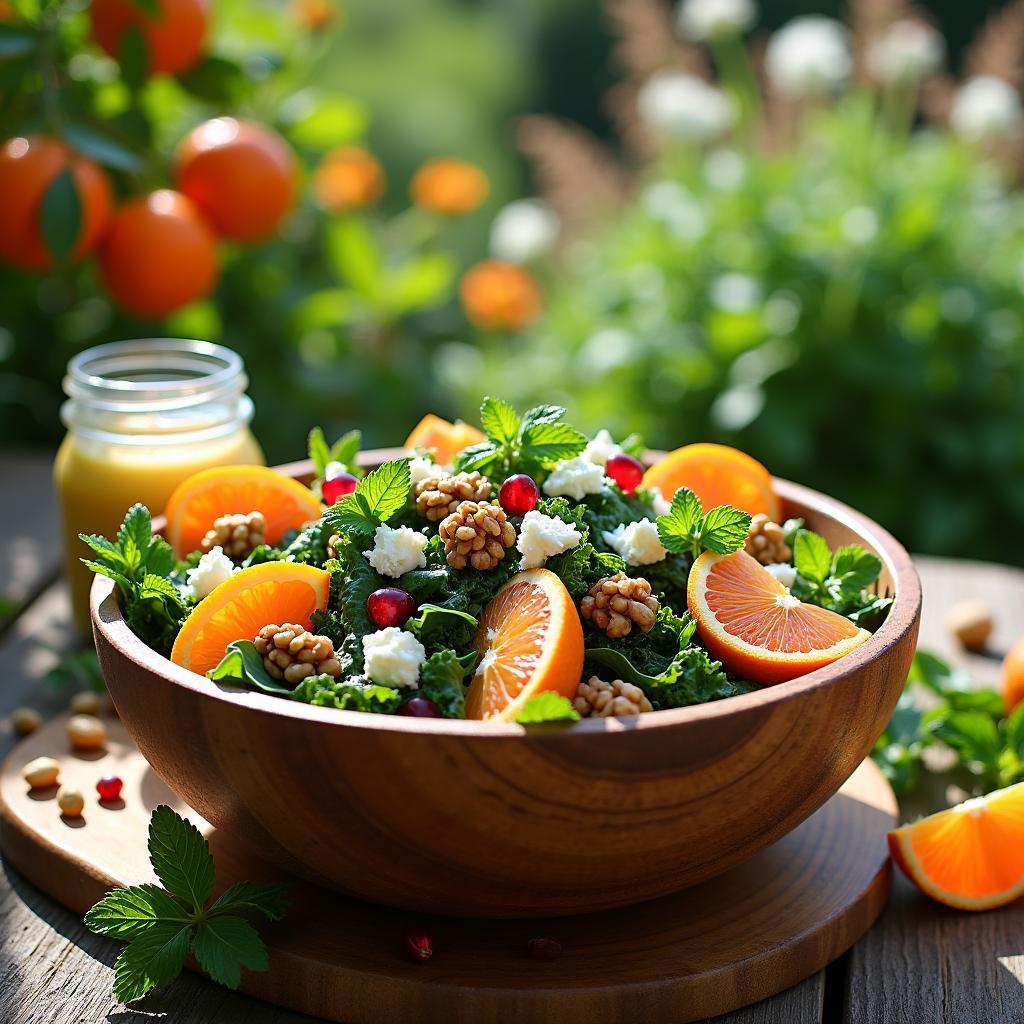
[{"xmin": 0, "ymin": 714, "xmax": 897, "ymax": 1024}]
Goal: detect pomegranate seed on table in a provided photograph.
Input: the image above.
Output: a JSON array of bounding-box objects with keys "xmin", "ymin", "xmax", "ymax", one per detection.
[
  {"xmin": 605, "ymin": 453, "xmax": 644, "ymax": 495},
  {"xmin": 403, "ymin": 925, "xmax": 434, "ymax": 962},
  {"xmin": 499, "ymin": 474, "xmax": 540, "ymax": 517},
  {"xmin": 398, "ymin": 696, "xmax": 441, "ymax": 718},
  {"xmin": 322, "ymin": 472, "xmax": 358, "ymax": 505},
  {"xmin": 96, "ymin": 775, "xmax": 123, "ymax": 802},
  {"xmin": 367, "ymin": 588, "xmax": 418, "ymax": 628},
  {"xmin": 527, "ymin": 937, "xmax": 563, "ymax": 961}
]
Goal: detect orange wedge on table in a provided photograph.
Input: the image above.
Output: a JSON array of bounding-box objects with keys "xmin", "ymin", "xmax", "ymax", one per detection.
[
  {"xmin": 404, "ymin": 413, "xmax": 485, "ymax": 466},
  {"xmin": 687, "ymin": 550, "xmax": 870, "ymax": 684},
  {"xmin": 465, "ymin": 568, "xmax": 583, "ymax": 721},
  {"xmin": 888, "ymin": 782, "xmax": 1024, "ymax": 910},
  {"xmin": 171, "ymin": 562, "xmax": 331, "ymax": 675},
  {"xmin": 164, "ymin": 465, "xmax": 323, "ymax": 558},
  {"xmin": 642, "ymin": 443, "xmax": 781, "ymax": 521}
]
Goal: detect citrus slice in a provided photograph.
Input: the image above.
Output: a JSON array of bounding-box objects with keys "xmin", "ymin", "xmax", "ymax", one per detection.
[
  {"xmin": 888, "ymin": 783, "xmax": 1024, "ymax": 910},
  {"xmin": 1002, "ymin": 637, "xmax": 1024, "ymax": 715},
  {"xmin": 164, "ymin": 465, "xmax": 323, "ymax": 557},
  {"xmin": 171, "ymin": 562, "xmax": 331, "ymax": 675},
  {"xmin": 642, "ymin": 443, "xmax": 781, "ymax": 521},
  {"xmin": 687, "ymin": 550, "xmax": 870, "ymax": 684},
  {"xmin": 403, "ymin": 413, "xmax": 485, "ymax": 465},
  {"xmin": 464, "ymin": 568, "xmax": 584, "ymax": 721}
]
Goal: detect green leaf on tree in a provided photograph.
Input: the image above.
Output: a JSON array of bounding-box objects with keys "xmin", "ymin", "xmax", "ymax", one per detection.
[{"xmin": 41, "ymin": 167, "xmax": 82, "ymax": 265}]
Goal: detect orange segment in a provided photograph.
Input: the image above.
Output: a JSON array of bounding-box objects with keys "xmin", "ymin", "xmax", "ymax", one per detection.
[
  {"xmin": 1002, "ymin": 637, "xmax": 1024, "ymax": 715},
  {"xmin": 171, "ymin": 562, "xmax": 331, "ymax": 675},
  {"xmin": 687, "ymin": 550, "xmax": 870, "ymax": 685},
  {"xmin": 464, "ymin": 568, "xmax": 583, "ymax": 721},
  {"xmin": 164, "ymin": 465, "xmax": 323, "ymax": 557},
  {"xmin": 888, "ymin": 783, "xmax": 1024, "ymax": 910},
  {"xmin": 403, "ymin": 413, "xmax": 485, "ymax": 465},
  {"xmin": 642, "ymin": 443, "xmax": 781, "ymax": 521}
]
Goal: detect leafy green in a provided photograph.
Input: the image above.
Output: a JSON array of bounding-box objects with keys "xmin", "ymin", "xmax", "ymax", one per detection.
[
  {"xmin": 322, "ymin": 458, "xmax": 411, "ymax": 537},
  {"xmin": 207, "ymin": 640, "xmax": 297, "ymax": 696},
  {"xmin": 405, "ymin": 604, "xmax": 478, "ymax": 652},
  {"xmin": 535, "ymin": 496, "xmax": 626, "ymax": 598},
  {"xmin": 515, "ymin": 692, "xmax": 581, "ymax": 724},
  {"xmin": 290, "ymin": 674, "xmax": 402, "ymax": 712},
  {"xmin": 85, "ymin": 806, "xmax": 287, "ymax": 1003},
  {"xmin": 417, "ymin": 648, "xmax": 475, "ymax": 718},
  {"xmin": 656, "ymin": 487, "xmax": 751, "ymax": 559},
  {"xmin": 308, "ymin": 426, "xmax": 362, "ymax": 480}
]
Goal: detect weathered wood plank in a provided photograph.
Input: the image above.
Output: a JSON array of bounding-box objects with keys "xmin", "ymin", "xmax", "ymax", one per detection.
[{"xmin": 707, "ymin": 975, "xmax": 823, "ymax": 1023}]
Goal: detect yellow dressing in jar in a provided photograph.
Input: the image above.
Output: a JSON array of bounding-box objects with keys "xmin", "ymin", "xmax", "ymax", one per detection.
[{"xmin": 55, "ymin": 340, "xmax": 265, "ymax": 636}]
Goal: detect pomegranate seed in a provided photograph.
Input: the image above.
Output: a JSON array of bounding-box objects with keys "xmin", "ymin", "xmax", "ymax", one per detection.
[
  {"xmin": 367, "ymin": 588, "xmax": 418, "ymax": 628},
  {"xmin": 322, "ymin": 472, "xmax": 358, "ymax": 505},
  {"xmin": 96, "ymin": 775, "xmax": 123, "ymax": 802},
  {"xmin": 527, "ymin": 937, "xmax": 562, "ymax": 961},
  {"xmin": 499, "ymin": 474, "xmax": 540, "ymax": 517},
  {"xmin": 605, "ymin": 453, "xmax": 644, "ymax": 495},
  {"xmin": 398, "ymin": 696, "xmax": 441, "ymax": 718},
  {"xmin": 403, "ymin": 925, "xmax": 433, "ymax": 963}
]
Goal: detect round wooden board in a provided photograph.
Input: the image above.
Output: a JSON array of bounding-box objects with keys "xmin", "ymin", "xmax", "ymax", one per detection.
[{"xmin": 0, "ymin": 714, "xmax": 896, "ymax": 1024}]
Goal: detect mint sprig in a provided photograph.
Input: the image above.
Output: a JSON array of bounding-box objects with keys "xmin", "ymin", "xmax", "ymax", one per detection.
[
  {"xmin": 308, "ymin": 426, "xmax": 362, "ymax": 480},
  {"xmin": 655, "ymin": 487, "xmax": 752, "ymax": 559},
  {"xmin": 515, "ymin": 691, "xmax": 581, "ymax": 724},
  {"xmin": 322, "ymin": 457, "xmax": 411, "ymax": 536},
  {"xmin": 85, "ymin": 806, "xmax": 288, "ymax": 1004}
]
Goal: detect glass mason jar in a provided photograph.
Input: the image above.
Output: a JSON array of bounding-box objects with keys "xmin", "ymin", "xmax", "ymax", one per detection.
[{"xmin": 55, "ymin": 339, "xmax": 265, "ymax": 637}]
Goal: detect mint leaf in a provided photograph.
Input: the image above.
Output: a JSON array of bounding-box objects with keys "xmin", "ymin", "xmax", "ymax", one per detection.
[
  {"xmin": 330, "ymin": 429, "xmax": 361, "ymax": 472},
  {"xmin": 117, "ymin": 503, "xmax": 152, "ymax": 573},
  {"xmin": 794, "ymin": 530, "xmax": 831, "ymax": 583},
  {"xmin": 519, "ymin": 420, "xmax": 587, "ymax": 468},
  {"xmin": 307, "ymin": 426, "xmax": 331, "ymax": 478},
  {"xmin": 480, "ymin": 396, "xmax": 520, "ymax": 447},
  {"xmin": 85, "ymin": 883, "xmax": 191, "ymax": 939},
  {"xmin": 519, "ymin": 404, "xmax": 566, "ymax": 431},
  {"xmin": 929, "ymin": 711, "xmax": 1002, "ymax": 773},
  {"xmin": 209, "ymin": 881, "xmax": 290, "ymax": 922},
  {"xmin": 192, "ymin": 915, "xmax": 267, "ymax": 990},
  {"xmin": 515, "ymin": 691, "xmax": 581, "ymax": 723},
  {"xmin": 112, "ymin": 922, "xmax": 193, "ymax": 1003},
  {"xmin": 148, "ymin": 806, "xmax": 214, "ymax": 911},
  {"xmin": 656, "ymin": 487, "xmax": 703, "ymax": 554},
  {"xmin": 830, "ymin": 545, "xmax": 882, "ymax": 592},
  {"xmin": 324, "ymin": 458, "xmax": 411, "ymax": 536},
  {"xmin": 698, "ymin": 505, "xmax": 751, "ymax": 555},
  {"xmin": 453, "ymin": 439, "xmax": 503, "ymax": 475}
]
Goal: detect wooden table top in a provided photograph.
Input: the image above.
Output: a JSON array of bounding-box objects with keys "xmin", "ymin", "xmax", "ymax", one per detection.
[{"xmin": 1, "ymin": 451, "xmax": 1022, "ymax": 1024}]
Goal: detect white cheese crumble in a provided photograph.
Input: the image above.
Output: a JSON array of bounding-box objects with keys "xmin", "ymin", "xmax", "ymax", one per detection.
[
  {"xmin": 516, "ymin": 511, "xmax": 582, "ymax": 570},
  {"xmin": 408, "ymin": 455, "xmax": 436, "ymax": 490},
  {"xmin": 765, "ymin": 563, "xmax": 797, "ymax": 589},
  {"xmin": 542, "ymin": 457, "xmax": 606, "ymax": 501},
  {"xmin": 363, "ymin": 524, "xmax": 428, "ymax": 578},
  {"xmin": 582, "ymin": 428, "xmax": 622, "ymax": 467},
  {"xmin": 186, "ymin": 546, "xmax": 238, "ymax": 601},
  {"xmin": 651, "ymin": 489, "xmax": 673, "ymax": 518},
  {"xmin": 362, "ymin": 628, "xmax": 426, "ymax": 690},
  {"xmin": 603, "ymin": 519, "xmax": 667, "ymax": 566}
]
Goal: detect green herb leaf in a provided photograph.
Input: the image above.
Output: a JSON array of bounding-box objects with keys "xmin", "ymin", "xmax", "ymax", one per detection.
[
  {"xmin": 209, "ymin": 882, "xmax": 290, "ymax": 922},
  {"xmin": 148, "ymin": 806, "xmax": 215, "ymax": 911},
  {"xmin": 515, "ymin": 692, "xmax": 581, "ymax": 724},
  {"xmin": 192, "ymin": 915, "xmax": 268, "ymax": 990},
  {"xmin": 830, "ymin": 545, "xmax": 882, "ymax": 592},
  {"xmin": 307, "ymin": 426, "xmax": 332, "ymax": 478},
  {"xmin": 117, "ymin": 503, "xmax": 152, "ymax": 574},
  {"xmin": 84, "ymin": 884, "xmax": 191, "ymax": 940},
  {"xmin": 479, "ymin": 395, "xmax": 520, "ymax": 447},
  {"xmin": 330, "ymin": 429, "xmax": 361, "ymax": 472},
  {"xmin": 290, "ymin": 675, "xmax": 402, "ymax": 712},
  {"xmin": 656, "ymin": 487, "xmax": 703, "ymax": 554},
  {"xmin": 793, "ymin": 530, "xmax": 832, "ymax": 584},
  {"xmin": 323, "ymin": 459, "xmax": 410, "ymax": 536},
  {"xmin": 698, "ymin": 505, "xmax": 751, "ymax": 555},
  {"xmin": 207, "ymin": 640, "xmax": 296, "ymax": 696},
  {"xmin": 112, "ymin": 922, "xmax": 193, "ymax": 1003},
  {"xmin": 417, "ymin": 648, "xmax": 473, "ymax": 718},
  {"xmin": 453, "ymin": 439, "xmax": 503, "ymax": 476},
  {"xmin": 519, "ymin": 420, "xmax": 587, "ymax": 468}
]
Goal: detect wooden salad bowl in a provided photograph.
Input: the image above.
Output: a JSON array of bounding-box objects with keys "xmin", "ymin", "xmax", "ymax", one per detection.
[{"xmin": 90, "ymin": 454, "xmax": 921, "ymax": 918}]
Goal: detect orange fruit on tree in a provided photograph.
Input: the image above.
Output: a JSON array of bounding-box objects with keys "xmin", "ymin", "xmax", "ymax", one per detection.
[
  {"xmin": 90, "ymin": 0, "xmax": 209, "ymax": 76},
  {"xmin": 403, "ymin": 413, "xmax": 485, "ymax": 465},
  {"xmin": 313, "ymin": 146, "xmax": 384, "ymax": 212},
  {"xmin": 171, "ymin": 562, "xmax": 331, "ymax": 675},
  {"xmin": 1003, "ymin": 637, "xmax": 1024, "ymax": 715},
  {"xmin": 459, "ymin": 260, "xmax": 542, "ymax": 331},
  {"xmin": 687, "ymin": 550, "xmax": 870, "ymax": 684},
  {"xmin": 888, "ymin": 782, "xmax": 1024, "ymax": 910},
  {"xmin": 176, "ymin": 118, "xmax": 297, "ymax": 243},
  {"xmin": 99, "ymin": 190, "xmax": 219, "ymax": 317},
  {"xmin": 642, "ymin": 443, "xmax": 781, "ymax": 521},
  {"xmin": 164, "ymin": 465, "xmax": 323, "ymax": 558},
  {"xmin": 410, "ymin": 157, "xmax": 489, "ymax": 215},
  {"xmin": 464, "ymin": 568, "xmax": 584, "ymax": 721},
  {"xmin": 0, "ymin": 136, "xmax": 112, "ymax": 271}
]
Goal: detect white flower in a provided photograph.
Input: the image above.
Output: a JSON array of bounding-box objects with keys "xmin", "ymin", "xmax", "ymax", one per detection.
[
  {"xmin": 363, "ymin": 524, "xmax": 428, "ymax": 578},
  {"xmin": 603, "ymin": 519, "xmax": 667, "ymax": 566},
  {"xmin": 765, "ymin": 563, "xmax": 797, "ymax": 589},
  {"xmin": 186, "ymin": 546, "xmax": 238, "ymax": 601},
  {"xmin": 362, "ymin": 628, "xmax": 426, "ymax": 690},
  {"xmin": 950, "ymin": 76, "xmax": 1024, "ymax": 141},
  {"xmin": 516, "ymin": 511, "xmax": 582, "ymax": 570},
  {"xmin": 866, "ymin": 20, "xmax": 944, "ymax": 84},
  {"xmin": 765, "ymin": 17, "xmax": 851, "ymax": 98},
  {"xmin": 636, "ymin": 72, "xmax": 735, "ymax": 143},
  {"xmin": 489, "ymin": 199, "xmax": 559, "ymax": 263},
  {"xmin": 677, "ymin": 0, "xmax": 755, "ymax": 41},
  {"xmin": 408, "ymin": 455, "xmax": 436, "ymax": 490},
  {"xmin": 582, "ymin": 429, "xmax": 622, "ymax": 467},
  {"xmin": 542, "ymin": 457, "xmax": 606, "ymax": 501}
]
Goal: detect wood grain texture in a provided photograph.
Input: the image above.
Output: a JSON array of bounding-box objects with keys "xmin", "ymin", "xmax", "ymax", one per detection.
[{"xmin": 0, "ymin": 715, "xmax": 895, "ymax": 1024}]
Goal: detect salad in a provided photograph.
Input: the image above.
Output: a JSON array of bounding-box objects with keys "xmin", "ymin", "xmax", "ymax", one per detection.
[{"xmin": 82, "ymin": 398, "xmax": 893, "ymax": 723}]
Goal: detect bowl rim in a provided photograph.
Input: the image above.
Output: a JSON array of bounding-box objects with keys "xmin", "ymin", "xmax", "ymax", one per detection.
[{"xmin": 90, "ymin": 459, "xmax": 921, "ymax": 739}]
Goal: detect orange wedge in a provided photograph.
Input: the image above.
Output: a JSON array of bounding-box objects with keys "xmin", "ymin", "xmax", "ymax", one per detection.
[
  {"xmin": 164, "ymin": 465, "xmax": 323, "ymax": 557},
  {"xmin": 403, "ymin": 413, "xmax": 485, "ymax": 465},
  {"xmin": 642, "ymin": 443, "xmax": 781, "ymax": 521},
  {"xmin": 687, "ymin": 550, "xmax": 870, "ymax": 685},
  {"xmin": 888, "ymin": 783, "xmax": 1024, "ymax": 910},
  {"xmin": 171, "ymin": 562, "xmax": 331, "ymax": 675},
  {"xmin": 464, "ymin": 568, "xmax": 583, "ymax": 721},
  {"xmin": 1002, "ymin": 637, "xmax": 1024, "ymax": 715}
]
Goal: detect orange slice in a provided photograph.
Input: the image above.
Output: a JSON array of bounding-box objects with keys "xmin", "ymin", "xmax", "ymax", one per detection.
[
  {"xmin": 687, "ymin": 550, "xmax": 870, "ymax": 684},
  {"xmin": 403, "ymin": 413, "xmax": 485, "ymax": 465},
  {"xmin": 1002, "ymin": 637, "xmax": 1024, "ymax": 715},
  {"xmin": 171, "ymin": 562, "xmax": 331, "ymax": 675},
  {"xmin": 464, "ymin": 568, "xmax": 583, "ymax": 721},
  {"xmin": 642, "ymin": 443, "xmax": 781, "ymax": 521},
  {"xmin": 888, "ymin": 783, "xmax": 1024, "ymax": 910},
  {"xmin": 164, "ymin": 465, "xmax": 323, "ymax": 557}
]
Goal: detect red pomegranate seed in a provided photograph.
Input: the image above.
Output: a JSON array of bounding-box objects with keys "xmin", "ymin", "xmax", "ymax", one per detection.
[
  {"xmin": 605, "ymin": 453, "xmax": 644, "ymax": 495},
  {"xmin": 404, "ymin": 925, "xmax": 434, "ymax": 963},
  {"xmin": 322, "ymin": 472, "xmax": 358, "ymax": 505},
  {"xmin": 398, "ymin": 696, "xmax": 441, "ymax": 718},
  {"xmin": 367, "ymin": 588, "xmax": 418, "ymax": 628},
  {"xmin": 527, "ymin": 937, "xmax": 562, "ymax": 961},
  {"xmin": 499, "ymin": 474, "xmax": 540, "ymax": 517},
  {"xmin": 96, "ymin": 775, "xmax": 123, "ymax": 802}
]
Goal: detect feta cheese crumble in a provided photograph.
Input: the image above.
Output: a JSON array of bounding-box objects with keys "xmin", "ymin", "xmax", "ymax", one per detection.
[
  {"xmin": 363, "ymin": 524, "xmax": 428, "ymax": 578},
  {"xmin": 516, "ymin": 511, "xmax": 582, "ymax": 570},
  {"xmin": 603, "ymin": 519, "xmax": 667, "ymax": 566},
  {"xmin": 651, "ymin": 489, "xmax": 673, "ymax": 518},
  {"xmin": 186, "ymin": 546, "xmax": 238, "ymax": 601},
  {"xmin": 408, "ymin": 455, "xmax": 436, "ymax": 490},
  {"xmin": 362, "ymin": 628, "xmax": 426, "ymax": 690},
  {"xmin": 582, "ymin": 428, "xmax": 622, "ymax": 467},
  {"xmin": 765, "ymin": 563, "xmax": 797, "ymax": 589},
  {"xmin": 542, "ymin": 457, "xmax": 606, "ymax": 501}
]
